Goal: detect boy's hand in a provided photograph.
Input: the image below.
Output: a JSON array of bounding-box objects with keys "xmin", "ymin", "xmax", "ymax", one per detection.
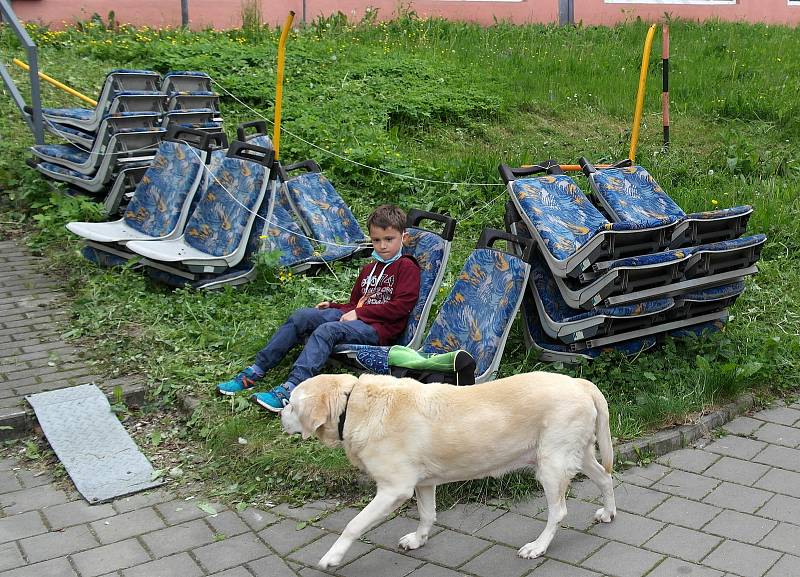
[
  {"xmin": 340, "ymin": 310, "xmax": 358, "ymax": 322},
  {"xmin": 316, "ymin": 301, "xmax": 330, "ymax": 309}
]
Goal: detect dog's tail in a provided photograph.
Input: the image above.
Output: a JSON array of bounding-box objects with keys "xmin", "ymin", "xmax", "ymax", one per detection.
[{"xmin": 579, "ymin": 379, "xmax": 614, "ymax": 474}]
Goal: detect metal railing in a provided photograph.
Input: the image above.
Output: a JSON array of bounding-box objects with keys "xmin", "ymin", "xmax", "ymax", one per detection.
[{"xmin": 0, "ymin": 0, "xmax": 43, "ymax": 144}]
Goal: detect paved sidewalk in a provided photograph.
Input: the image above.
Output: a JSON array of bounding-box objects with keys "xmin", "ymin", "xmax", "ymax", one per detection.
[
  {"xmin": 0, "ymin": 396, "xmax": 797, "ymax": 577},
  {"xmin": 0, "ymin": 240, "xmax": 144, "ymax": 440}
]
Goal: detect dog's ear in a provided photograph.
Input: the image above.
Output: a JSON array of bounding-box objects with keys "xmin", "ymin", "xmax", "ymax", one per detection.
[{"xmin": 300, "ymin": 398, "xmax": 329, "ymax": 440}]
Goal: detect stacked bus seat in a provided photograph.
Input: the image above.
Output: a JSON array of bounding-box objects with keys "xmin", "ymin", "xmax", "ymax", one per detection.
[{"xmin": 501, "ymin": 160, "xmax": 765, "ymax": 363}]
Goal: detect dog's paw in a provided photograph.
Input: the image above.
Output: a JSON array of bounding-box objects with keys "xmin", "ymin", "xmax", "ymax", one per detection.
[
  {"xmin": 594, "ymin": 507, "xmax": 616, "ymax": 523},
  {"xmin": 318, "ymin": 551, "xmax": 343, "ymax": 569},
  {"xmin": 518, "ymin": 541, "xmax": 547, "ymax": 559},
  {"xmin": 399, "ymin": 532, "xmax": 427, "ymax": 550}
]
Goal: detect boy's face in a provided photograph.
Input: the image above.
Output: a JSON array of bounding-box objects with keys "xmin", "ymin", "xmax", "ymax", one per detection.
[{"xmin": 369, "ymin": 225, "xmax": 404, "ymax": 261}]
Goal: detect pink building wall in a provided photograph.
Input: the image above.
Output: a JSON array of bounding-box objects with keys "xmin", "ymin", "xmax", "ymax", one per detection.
[{"xmin": 9, "ymin": 0, "xmax": 800, "ymax": 29}]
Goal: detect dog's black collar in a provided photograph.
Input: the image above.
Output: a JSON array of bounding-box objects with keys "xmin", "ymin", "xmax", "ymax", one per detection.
[{"xmin": 338, "ymin": 391, "xmax": 351, "ymax": 441}]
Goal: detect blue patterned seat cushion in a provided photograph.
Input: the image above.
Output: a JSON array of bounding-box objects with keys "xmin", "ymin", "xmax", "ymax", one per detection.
[
  {"xmin": 420, "ymin": 248, "xmax": 527, "ymax": 377},
  {"xmin": 530, "ymin": 251, "xmax": 673, "ymax": 323},
  {"xmin": 43, "ymin": 107, "xmax": 95, "ymax": 121},
  {"xmin": 33, "ymin": 144, "xmax": 91, "ymax": 165},
  {"xmin": 604, "ymin": 247, "xmax": 691, "ymax": 271},
  {"xmin": 48, "ymin": 123, "xmax": 95, "ymax": 139},
  {"xmin": 183, "ymin": 157, "xmax": 267, "ymax": 256},
  {"xmin": 686, "ymin": 205, "xmax": 752, "ymax": 220},
  {"xmin": 265, "ymin": 204, "xmax": 317, "ymax": 267},
  {"xmin": 591, "ymin": 165, "xmax": 686, "ymax": 222},
  {"xmin": 682, "ymin": 281, "xmax": 745, "ymax": 301},
  {"xmin": 686, "ymin": 234, "xmax": 766, "ymax": 255},
  {"xmin": 285, "ymin": 173, "xmax": 368, "ymax": 254},
  {"xmin": 122, "ymin": 140, "xmax": 202, "ymax": 237},
  {"xmin": 81, "ymin": 246, "xmax": 130, "ymax": 268},
  {"xmin": 511, "ymin": 175, "xmax": 608, "ymax": 260},
  {"xmin": 670, "ymin": 319, "xmax": 726, "ymax": 338},
  {"xmin": 37, "ymin": 162, "xmax": 90, "ymax": 180},
  {"xmin": 398, "ymin": 228, "xmax": 446, "ymax": 345}
]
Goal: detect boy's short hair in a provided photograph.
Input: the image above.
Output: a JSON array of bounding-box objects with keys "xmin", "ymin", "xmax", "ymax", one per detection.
[{"xmin": 367, "ymin": 204, "xmax": 407, "ymax": 232}]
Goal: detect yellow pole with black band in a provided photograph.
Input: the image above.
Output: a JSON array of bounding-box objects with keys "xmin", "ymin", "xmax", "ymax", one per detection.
[
  {"xmin": 273, "ymin": 11, "xmax": 295, "ymax": 161},
  {"xmin": 629, "ymin": 23, "xmax": 657, "ymax": 163}
]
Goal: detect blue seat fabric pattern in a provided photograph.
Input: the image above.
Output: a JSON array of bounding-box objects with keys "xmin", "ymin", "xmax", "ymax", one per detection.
[
  {"xmin": 122, "ymin": 140, "xmax": 203, "ymax": 237},
  {"xmin": 419, "ymin": 248, "xmax": 527, "ymax": 377},
  {"xmin": 590, "ymin": 165, "xmax": 685, "ymax": 222},
  {"xmin": 183, "ymin": 158, "xmax": 266, "ymax": 257},
  {"xmin": 285, "ymin": 172, "xmax": 368, "ymax": 255},
  {"xmin": 33, "ymin": 145, "xmax": 90, "ymax": 165},
  {"xmin": 398, "ymin": 229, "xmax": 446, "ymax": 346},
  {"xmin": 265, "ymin": 203, "xmax": 317, "ymax": 267}
]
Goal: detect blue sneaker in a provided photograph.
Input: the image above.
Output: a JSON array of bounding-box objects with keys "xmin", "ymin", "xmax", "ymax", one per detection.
[
  {"xmin": 217, "ymin": 367, "xmax": 262, "ymax": 396},
  {"xmin": 252, "ymin": 383, "xmax": 294, "ymax": 413}
]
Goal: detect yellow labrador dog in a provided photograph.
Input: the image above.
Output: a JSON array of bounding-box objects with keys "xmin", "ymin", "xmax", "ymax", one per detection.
[{"xmin": 281, "ymin": 372, "xmax": 616, "ymax": 569}]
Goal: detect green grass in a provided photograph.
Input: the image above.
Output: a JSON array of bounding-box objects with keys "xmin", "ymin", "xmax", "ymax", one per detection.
[{"xmin": 1, "ymin": 13, "xmax": 799, "ymax": 506}]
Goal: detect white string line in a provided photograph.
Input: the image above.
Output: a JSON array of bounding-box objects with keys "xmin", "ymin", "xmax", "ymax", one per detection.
[{"xmin": 212, "ymin": 79, "xmax": 517, "ymax": 188}]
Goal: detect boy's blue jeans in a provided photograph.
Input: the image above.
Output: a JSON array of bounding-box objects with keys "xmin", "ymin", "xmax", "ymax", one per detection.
[{"xmin": 254, "ymin": 307, "xmax": 379, "ymax": 385}]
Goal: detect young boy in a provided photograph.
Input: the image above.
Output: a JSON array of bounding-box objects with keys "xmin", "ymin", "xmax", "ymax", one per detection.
[{"xmin": 217, "ymin": 204, "xmax": 421, "ymax": 412}]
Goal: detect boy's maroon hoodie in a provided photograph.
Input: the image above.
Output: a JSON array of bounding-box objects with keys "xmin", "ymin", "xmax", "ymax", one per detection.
[{"xmin": 329, "ymin": 255, "xmax": 421, "ymax": 345}]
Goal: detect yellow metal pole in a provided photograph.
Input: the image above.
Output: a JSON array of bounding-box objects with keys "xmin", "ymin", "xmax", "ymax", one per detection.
[
  {"xmin": 12, "ymin": 58, "xmax": 98, "ymax": 107},
  {"xmin": 629, "ymin": 24, "xmax": 657, "ymax": 163},
  {"xmin": 273, "ymin": 11, "xmax": 295, "ymax": 161}
]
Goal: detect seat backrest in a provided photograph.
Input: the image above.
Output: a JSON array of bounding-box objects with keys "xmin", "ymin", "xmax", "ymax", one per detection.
[
  {"xmin": 122, "ymin": 128, "xmax": 216, "ymax": 238},
  {"xmin": 108, "ymin": 92, "xmax": 167, "ymax": 115},
  {"xmin": 101, "ymin": 70, "xmax": 161, "ymax": 112},
  {"xmin": 183, "ymin": 141, "xmax": 273, "ymax": 257},
  {"xmin": 589, "ymin": 165, "xmax": 686, "ymax": 223},
  {"xmin": 420, "ymin": 229, "xmax": 533, "ymax": 382},
  {"xmin": 161, "ymin": 71, "xmax": 212, "ymax": 94},
  {"xmin": 168, "ymin": 92, "xmax": 221, "ymax": 112},
  {"xmin": 510, "ymin": 175, "xmax": 607, "ymax": 260},
  {"xmin": 262, "ymin": 188, "xmax": 317, "ymax": 267},
  {"xmin": 283, "ymin": 167, "xmax": 367, "ymax": 251}
]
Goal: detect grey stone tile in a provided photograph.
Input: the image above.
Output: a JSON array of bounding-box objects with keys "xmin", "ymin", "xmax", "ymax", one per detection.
[
  {"xmin": 299, "ymin": 568, "xmax": 332, "ymax": 577},
  {"xmin": 316, "ymin": 507, "xmax": 360, "ymax": 533},
  {"xmin": 0, "ymin": 541, "xmax": 25, "ymax": 572},
  {"xmin": 705, "ymin": 509, "xmax": 777, "ymax": 543},
  {"xmin": 530, "ymin": 559, "xmax": 602, "ymax": 576},
  {"xmin": 140, "ymin": 519, "xmax": 216, "ymax": 558},
  {"xmin": 0, "ymin": 557, "xmax": 77, "ymax": 577},
  {"xmin": 0, "ymin": 471, "xmax": 22, "ymax": 493},
  {"xmin": 121, "ymin": 552, "xmax": 203, "ymax": 577},
  {"xmin": 338, "ymin": 548, "xmax": 424, "ymax": 577},
  {"xmin": 752, "ymin": 406, "xmax": 800, "ymax": 426},
  {"xmin": 70, "ymin": 538, "xmax": 151, "ymax": 577},
  {"xmin": 42, "ymin": 499, "xmax": 116, "ymax": 530},
  {"xmin": 656, "ymin": 448, "xmax": 720, "ymax": 473},
  {"xmin": 436, "ymin": 503, "xmax": 507, "ymax": 533},
  {"xmin": 723, "ymin": 417, "xmax": 764, "ymax": 436},
  {"xmin": 643, "ymin": 524, "xmax": 722, "ymax": 562},
  {"xmin": 0, "ymin": 510, "xmax": 47, "ymax": 543},
  {"xmin": 272, "ymin": 499, "xmax": 339, "ymax": 521},
  {"xmin": 247, "ymin": 553, "xmax": 298, "ymax": 577},
  {"xmin": 363, "ymin": 515, "xmax": 441, "ymax": 550},
  {"xmin": 91, "ymin": 507, "xmax": 166, "ymax": 544},
  {"xmin": 755, "ymin": 468, "xmax": 800, "ymax": 499},
  {"xmin": 287, "ymin": 532, "xmax": 373, "ymax": 568},
  {"xmin": 646, "ymin": 557, "xmax": 724, "ymax": 577},
  {"xmin": 256, "ymin": 518, "xmax": 326, "ymax": 555},
  {"xmin": 616, "ymin": 463, "xmax": 671, "ymax": 487},
  {"xmin": 588, "ymin": 510, "xmax": 663, "ymax": 546},
  {"xmin": 566, "ymin": 479, "xmax": 603, "ymax": 502},
  {"xmin": 753, "ymin": 423, "xmax": 800, "ymax": 448},
  {"xmin": 704, "ymin": 436, "xmax": 768, "ymax": 460},
  {"xmin": 0, "ymin": 484, "xmax": 69, "ymax": 514},
  {"xmin": 155, "ymin": 499, "xmax": 224, "ymax": 524},
  {"xmin": 756, "ymin": 494, "xmax": 800, "ymax": 524},
  {"xmin": 703, "ymin": 482, "xmax": 774, "ymax": 514},
  {"xmin": 702, "ymin": 540, "xmax": 782, "ymax": 577},
  {"xmin": 760, "ymin": 522, "xmax": 800, "ymax": 556},
  {"xmin": 652, "ymin": 470, "xmax": 720, "ymax": 500},
  {"xmin": 540, "ymin": 528, "xmax": 606, "ymax": 564},
  {"xmin": 111, "ymin": 489, "xmax": 173, "ymax": 514},
  {"xmin": 15, "ymin": 468, "xmax": 53, "ymax": 489},
  {"xmin": 205, "ymin": 510, "xmax": 251, "ymax": 537},
  {"xmin": 207, "ymin": 568, "xmax": 252, "ymax": 577},
  {"xmin": 582, "ymin": 541, "xmax": 663, "ymax": 577},
  {"xmin": 19, "ymin": 523, "xmax": 99, "ymax": 563},
  {"xmin": 613, "ymin": 483, "xmax": 670, "ymax": 515},
  {"xmin": 753, "ymin": 445, "xmax": 800, "ymax": 473},
  {"xmin": 403, "ymin": 528, "xmax": 492, "ymax": 566},
  {"xmin": 193, "ymin": 533, "xmax": 273, "ymax": 573},
  {"xmin": 703, "ymin": 457, "xmax": 771, "ymax": 486},
  {"xmin": 507, "ymin": 495, "xmax": 547, "ymax": 517},
  {"xmin": 536, "ymin": 499, "xmax": 601, "ymax": 532},
  {"xmin": 764, "ymin": 554, "xmax": 800, "ymax": 577},
  {"xmin": 461, "ymin": 544, "xmax": 544, "ymax": 577},
  {"xmin": 405, "ymin": 563, "xmax": 472, "ymax": 577},
  {"xmin": 649, "ymin": 496, "xmax": 722, "ymax": 530},
  {"xmin": 475, "ymin": 511, "xmax": 546, "ymax": 548},
  {"xmin": 239, "ymin": 506, "xmax": 280, "ymax": 531}
]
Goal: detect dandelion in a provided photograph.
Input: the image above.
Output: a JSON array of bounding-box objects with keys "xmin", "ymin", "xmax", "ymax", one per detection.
[{"xmin": 711, "ymin": 199, "xmax": 719, "ymax": 206}]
